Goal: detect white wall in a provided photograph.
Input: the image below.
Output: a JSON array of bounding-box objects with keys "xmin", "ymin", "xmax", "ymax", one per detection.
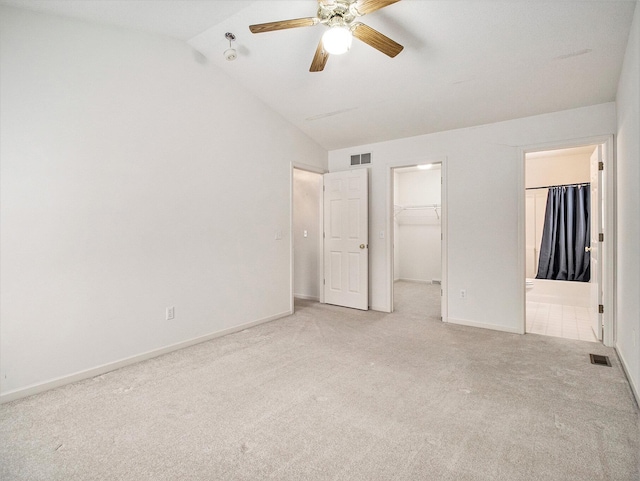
[
  {"xmin": 0, "ymin": 7, "xmax": 326, "ymax": 399},
  {"xmin": 615, "ymin": 0, "xmax": 640, "ymax": 401},
  {"xmin": 329, "ymin": 103, "xmax": 616, "ymax": 332},
  {"xmin": 394, "ymin": 168, "xmax": 441, "ymax": 283},
  {"xmin": 293, "ymin": 169, "xmax": 322, "ymax": 300},
  {"xmin": 525, "ymin": 189, "xmax": 548, "ymax": 278},
  {"xmin": 525, "ymin": 150, "xmax": 592, "ymax": 188}
]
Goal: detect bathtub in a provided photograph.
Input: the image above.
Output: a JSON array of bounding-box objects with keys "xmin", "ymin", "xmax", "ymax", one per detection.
[{"xmin": 526, "ymin": 278, "xmax": 591, "ymax": 308}]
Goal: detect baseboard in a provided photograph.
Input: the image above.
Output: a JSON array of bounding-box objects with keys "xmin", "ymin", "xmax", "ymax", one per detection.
[
  {"xmin": 615, "ymin": 345, "xmax": 640, "ymax": 408},
  {"xmin": 446, "ymin": 317, "xmax": 523, "ymax": 335},
  {"xmin": 0, "ymin": 310, "xmax": 292, "ymax": 404},
  {"xmin": 293, "ymin": 294, "xmax": 320, "ymax": 301}
]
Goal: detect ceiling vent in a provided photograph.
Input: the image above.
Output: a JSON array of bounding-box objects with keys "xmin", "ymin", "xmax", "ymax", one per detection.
[{"xmin": 351, "ymin": 152, "xmax": 371, "ymax": 166}]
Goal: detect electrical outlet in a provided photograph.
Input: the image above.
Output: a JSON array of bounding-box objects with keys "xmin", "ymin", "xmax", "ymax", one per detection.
[
  {"xmin": 460, "ymin": 289, "xmax": 466, "ymax": 299},
  {"xmin": 166, "ymin": 307, "xmax": 175, "ymax": 320}
]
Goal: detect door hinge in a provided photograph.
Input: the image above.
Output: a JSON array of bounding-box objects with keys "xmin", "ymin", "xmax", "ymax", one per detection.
[
  {"xmin": 598, "ymin": 161, "xmax": 604, "ymax": 171},
  {"xmin": 599, "ymin": 233, "xmax": 604, "ymax": 242},
  {"xmin": 599, "ymin": 304, "xmax": 604, "ymax": 314},
  {"xmin": 441, "ymin": 289, "xmax": 443, "ymax": 296},
  {"xmin": 323, "ymin": 279, "xmax": 326, "ymax": 285}
]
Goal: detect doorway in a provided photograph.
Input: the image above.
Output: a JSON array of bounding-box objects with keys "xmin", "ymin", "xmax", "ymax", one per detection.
[
  {"xmin": 291, "ymin": 167, "xmax": 323, "ymax": 311},
  {"xmin": 522, "ymin": 136, "xmax": 614, "ymax": 346},
  {"xmin": 391, "ymin": 163, "xmax": 443, "ymax": 319}
]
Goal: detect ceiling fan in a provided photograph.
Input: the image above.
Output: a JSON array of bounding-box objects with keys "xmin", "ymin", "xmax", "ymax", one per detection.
[{"xmin": 249, "ymin": 0, "xmax": 404, "ymax": 72}]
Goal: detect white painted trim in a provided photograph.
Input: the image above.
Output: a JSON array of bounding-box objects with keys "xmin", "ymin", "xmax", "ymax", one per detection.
[
  {"xmin": 396, "ymin": 278, "xmax": 431, "ymax": 284},
  {"xmin": 517, "ymin": 146, "xmax": 527, "ymax": 335},
  {"xmin": 318, "ymin": 174, "xmax": 325, "ymax": 305},
  {"xmin": 388, "ymin": 159, "xmax": 447, "ymax": 319},
  {"xmin": 446, "ymin": 317, "xmax": 522, "ymax": 335},
  {"xmin": 518, "ymin": 135, "xmax": 616, "ymax": 346},
  {"xmin": 0, "ymin": 310, "xmax": 292, "ymax": 404},
  {"xmin": 370, "ymin": 305, "xmax": 389, "ymax": 313},
  {"xmin": 615, "ymin": 346, "xmax": 640, "ymax": 407},
  {"xmin": 441, "ymin": 158, "xmax": 449, "ymax": 323},
  {"xmin": 602, "ymin": 135, "xmax": 616, "ymax": 347},
  {"xmin": 289, "ymin": 165, "xmax": 295, "ymax": 314},
  {"xmin": 291, "ymin": 162, "xmax": 325, "ymax": 175},
  {"xmin": 387, "ymin": 165, "xmax": 394, "ymax": 313}
]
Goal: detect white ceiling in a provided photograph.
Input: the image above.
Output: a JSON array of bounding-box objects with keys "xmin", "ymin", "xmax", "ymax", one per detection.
[{"xmin": 2, "ymin": 0, "xmax": 636, "ymax": 150}]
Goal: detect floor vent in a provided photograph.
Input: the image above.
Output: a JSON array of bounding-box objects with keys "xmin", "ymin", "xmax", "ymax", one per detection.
[{"xmin": 589, "ymin": 354, "xmax": 611, "ymax": 367}]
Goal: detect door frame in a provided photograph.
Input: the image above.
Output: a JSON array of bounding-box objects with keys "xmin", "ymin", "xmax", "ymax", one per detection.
[
  {"xmin": 518, "ymin": 135, "xmax": 616, "ymax": 346},
  {"xmin": 388, "ymin": 159, "xmax": 448, "ymax": 320},
  {"xmin": 290, "ymin": 162, "xmax": 326, "ymax": 313}
]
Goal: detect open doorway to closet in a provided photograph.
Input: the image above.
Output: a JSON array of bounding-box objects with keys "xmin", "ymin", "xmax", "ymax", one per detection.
[
  {"xmin": 524, "ymin": 143, "xmax": 608, "ymax": 343},
  {"xmin": 391, "ymin": 163, "xmax": 443, "ymax": 320}
]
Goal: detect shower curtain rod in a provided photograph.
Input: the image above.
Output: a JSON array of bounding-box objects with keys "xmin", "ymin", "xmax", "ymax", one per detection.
[{"xmin": 526, "ymin": 182, "xmax": 590, "ymax": 191}]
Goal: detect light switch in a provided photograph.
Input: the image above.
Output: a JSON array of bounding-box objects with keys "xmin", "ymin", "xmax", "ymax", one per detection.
[
  {"xmin": 379, "ymin": 231, "xmax": 385, "ymax": 239},
  {"xmin": 275, "ymin": 230, "xmax": 282, "ymax": 240}
]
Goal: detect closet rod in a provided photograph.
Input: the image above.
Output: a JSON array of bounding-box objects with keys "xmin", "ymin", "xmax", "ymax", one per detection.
[{"xmin": 526, "ymin": 182, "xmax": 589, "ymax": 191}]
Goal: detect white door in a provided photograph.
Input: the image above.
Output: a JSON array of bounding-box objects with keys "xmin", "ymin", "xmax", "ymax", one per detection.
[
  {"xmin": 589, "ymin": 145, "xmax": 603, "ymax": 341},
  {"xmin": 323, "ymin": 169, "xmax": 369, "ymax": 310}
]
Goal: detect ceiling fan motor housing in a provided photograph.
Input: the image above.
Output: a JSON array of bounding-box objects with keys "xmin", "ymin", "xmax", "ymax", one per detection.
[{"xmin": 318, "ymin": 0, "xmax": 358, "ymax": 28}]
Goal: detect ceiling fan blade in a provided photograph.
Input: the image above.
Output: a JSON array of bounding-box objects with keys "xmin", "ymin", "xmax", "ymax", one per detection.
[
  {"xmin": 310, "ymin": 39, "xmax": 329, "ymax": 72},
  {"xmin": 352, "ymin": 22, "xmax": 403, "ymax": 57},
  {"xmin": 354, "ymin": 0, "xmax": 401, "ymax": 15},
  {"xmin": 249, "ymin": 17, "xmax": 318, "ymax": 34}
]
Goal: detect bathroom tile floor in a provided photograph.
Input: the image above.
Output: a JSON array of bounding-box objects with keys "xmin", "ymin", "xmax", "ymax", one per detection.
[{"xmin": 526, "ymin": 301, "xmax": 598, "ymax": 342}]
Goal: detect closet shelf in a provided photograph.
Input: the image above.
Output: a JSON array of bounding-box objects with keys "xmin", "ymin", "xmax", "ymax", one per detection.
[{"xmin": 394, "ymin": 204, "xmax": 441, "ymax": 220}]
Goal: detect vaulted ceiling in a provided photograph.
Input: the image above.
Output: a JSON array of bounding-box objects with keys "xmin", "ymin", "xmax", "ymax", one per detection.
[{"xmin": 1, "ymin": 0, "xmax": 636, "ymax": 150}]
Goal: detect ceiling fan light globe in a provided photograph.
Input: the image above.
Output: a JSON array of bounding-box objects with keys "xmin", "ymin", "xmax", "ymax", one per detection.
[{"xmin": 322, "ymin": 27, "xmax": 352, "ymax": 55}]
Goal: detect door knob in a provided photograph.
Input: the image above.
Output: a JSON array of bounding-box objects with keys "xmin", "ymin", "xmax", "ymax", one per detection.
[
  {"xmin": 585, "ymin": 246, "xmax": 592, "ymax": 252},
  {"xmin": 360, "ymin": 244, "xmax": 366, "ymax": 249}
]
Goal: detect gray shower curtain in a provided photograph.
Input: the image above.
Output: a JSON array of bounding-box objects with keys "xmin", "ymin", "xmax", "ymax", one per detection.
[{"xmin": 536, "ymin": 184, "xmax": 591, "ymax": 282}]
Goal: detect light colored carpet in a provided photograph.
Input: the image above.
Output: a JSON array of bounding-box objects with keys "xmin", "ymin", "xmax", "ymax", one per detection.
[{"xmin": 1, "ymin": 281, "xmax": 638, "ymax": 480}]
